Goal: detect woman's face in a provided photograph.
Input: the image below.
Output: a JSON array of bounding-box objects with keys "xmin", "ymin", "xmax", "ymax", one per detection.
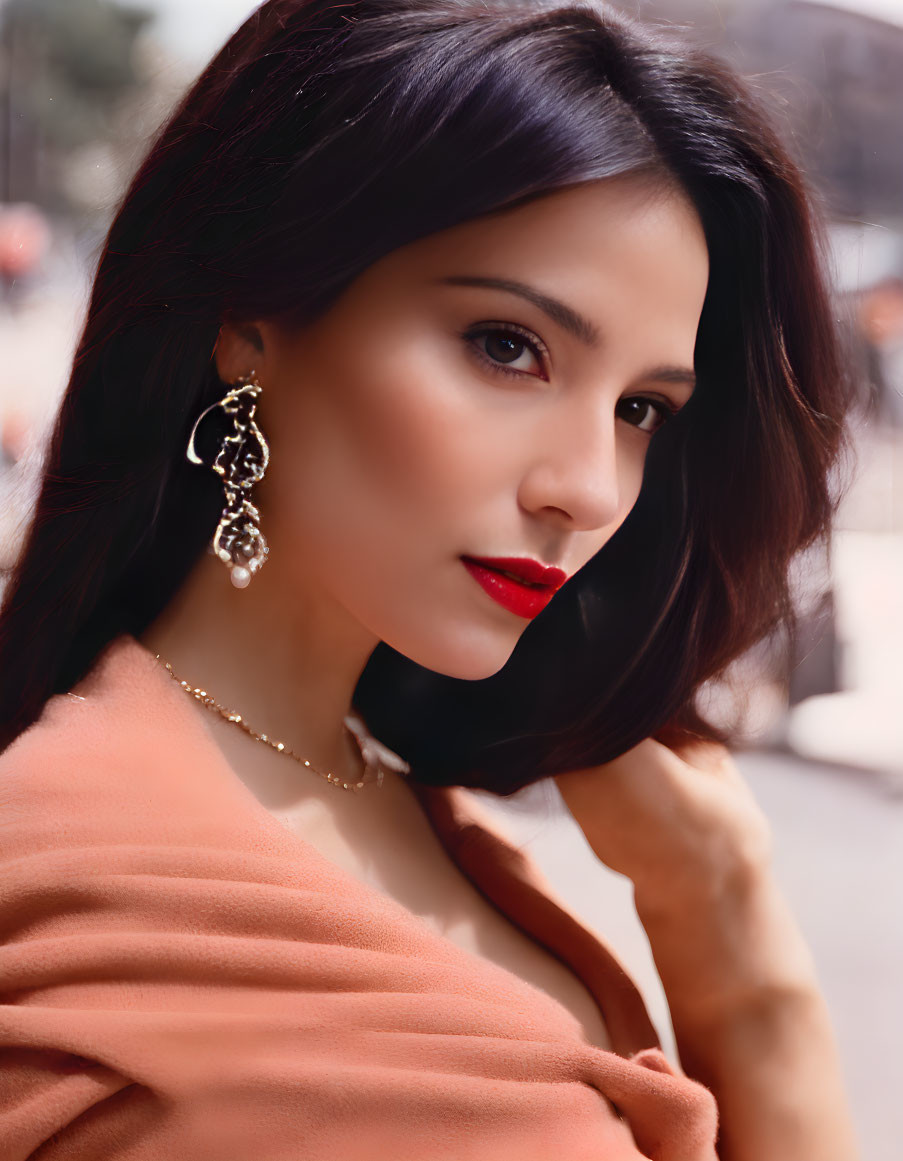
[{"xmin": 232, "ymin": 174, "xmax": 709, "ymax": 680}]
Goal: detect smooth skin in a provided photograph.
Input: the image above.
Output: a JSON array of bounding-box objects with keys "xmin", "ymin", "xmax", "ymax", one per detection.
[{"xmin": 140, "ymin": 172, "xmax": 860, "ymax": 1160}]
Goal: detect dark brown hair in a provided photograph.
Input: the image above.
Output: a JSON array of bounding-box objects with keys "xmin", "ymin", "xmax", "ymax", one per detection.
[{"xmin": 0, "ymin": 0, "xmax": 855, "ymax": 791}]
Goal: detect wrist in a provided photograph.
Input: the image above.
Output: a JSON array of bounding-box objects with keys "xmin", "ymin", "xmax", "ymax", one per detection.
[
  {"xmin": 631, "ymin": 841, "xmax": 771, "ymax": 920},
  {"xmin": 634, "ymin": 860, "xmax": 821, "ymax": 1023}
]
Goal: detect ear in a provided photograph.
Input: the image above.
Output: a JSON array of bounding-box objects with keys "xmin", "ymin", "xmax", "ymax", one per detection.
[{"xmin": 213, "ymin": 319, "xmax": 265, "ymax": 383}]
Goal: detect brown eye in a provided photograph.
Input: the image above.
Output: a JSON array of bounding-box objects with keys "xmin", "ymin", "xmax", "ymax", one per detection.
[
  {"xmin": 462, "ymin": 322, "xmax": 548, "ymax": 380},
  {"xmin": 484, "ymin": 332, "xmax": 528, "ymax": 365},
  {"xmin": 616, "ymin": 396, "xmax": 674, "ymax": 434}
]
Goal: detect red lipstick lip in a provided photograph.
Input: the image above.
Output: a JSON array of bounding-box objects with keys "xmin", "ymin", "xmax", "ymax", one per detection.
[
  {"xmin": 461, "ymin": 556, "xmax": 568, "ymax": 590},
  {"xmin": 460, "ymin": 556, "xmax": 569, "ymax": 621}
]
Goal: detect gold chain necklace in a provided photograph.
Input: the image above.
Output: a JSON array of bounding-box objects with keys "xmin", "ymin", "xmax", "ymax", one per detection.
[{"xmin": 155, "ymin": 655, "xmax": 383, "ymax": 792}]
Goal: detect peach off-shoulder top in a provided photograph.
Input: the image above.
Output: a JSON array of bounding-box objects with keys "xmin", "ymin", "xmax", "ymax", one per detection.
[{"xmin": 0, "ymin": 634, "xmax": 718, "ymax": 1160}]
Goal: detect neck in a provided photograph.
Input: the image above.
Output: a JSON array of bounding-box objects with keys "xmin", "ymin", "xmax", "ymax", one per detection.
[{"xmin": 139, "ymin": 550, "xmax": 380, "ymax": 789}]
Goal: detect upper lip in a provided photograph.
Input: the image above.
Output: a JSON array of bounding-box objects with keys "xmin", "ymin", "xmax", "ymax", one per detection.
[{"xmin": 462, "ymin": 555, "xmax": 569, "ymax": 590}]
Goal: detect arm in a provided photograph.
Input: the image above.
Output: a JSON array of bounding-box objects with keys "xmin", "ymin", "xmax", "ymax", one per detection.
[
  {"xmin": 555, "ymin": 739, "xmax": 861, "ymax": 1161},
  {"xmin": 634, "ymin": 855, "xmax": 859, "ymax": 1161}
]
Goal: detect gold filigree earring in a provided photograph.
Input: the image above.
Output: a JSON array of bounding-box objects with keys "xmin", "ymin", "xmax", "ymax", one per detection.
[{"xmin": 186, "ymin": 370, "xmax": 270, "ymax": 589}]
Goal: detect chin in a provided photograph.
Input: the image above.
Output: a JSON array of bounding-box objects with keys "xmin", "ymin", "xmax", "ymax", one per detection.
[{"xmin": 391, "ymin": 623, "xmax": 519, "ymax": 683}]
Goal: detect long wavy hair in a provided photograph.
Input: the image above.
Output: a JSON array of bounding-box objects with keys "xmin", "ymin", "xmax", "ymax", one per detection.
[{"xmin": 0, "ymin": 0, "xmax": 854, "ymax": 792}]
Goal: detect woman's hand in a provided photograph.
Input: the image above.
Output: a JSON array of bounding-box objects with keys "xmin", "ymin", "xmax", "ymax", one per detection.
[
  {"xmin": 553, "ymin": 736, "xmax": 775, "ymax": 905},
  {"xmin": 552, "ymin": 735, "xmax": 810, "ymax": 1015},
  {"xmin": 556, "ymin": 739, "xmax": 862, "ymax": 1161}
]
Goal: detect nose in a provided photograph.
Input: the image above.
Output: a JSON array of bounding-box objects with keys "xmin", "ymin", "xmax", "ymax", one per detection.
[{"xmin": 516, "ymin": 401, "xmax": 625, "ymax": 532}]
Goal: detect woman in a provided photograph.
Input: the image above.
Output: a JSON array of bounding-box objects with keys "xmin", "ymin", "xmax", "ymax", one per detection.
[{"xmin": 0, "ymin": 1, "xmax": 861, "ymax": 1158}]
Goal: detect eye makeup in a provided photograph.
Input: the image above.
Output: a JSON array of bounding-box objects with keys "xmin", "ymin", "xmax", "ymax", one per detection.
[{"xmin": 459, "ymin": 320, "xmax": 685, "ymax": 434}]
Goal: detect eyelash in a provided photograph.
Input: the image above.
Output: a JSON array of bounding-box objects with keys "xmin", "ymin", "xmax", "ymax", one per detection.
[{"xmin": 460, "ymin": 322, "xmax": 680, "ymax": 433}]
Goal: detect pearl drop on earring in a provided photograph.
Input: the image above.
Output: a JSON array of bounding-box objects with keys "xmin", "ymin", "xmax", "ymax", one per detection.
[{"xmin": 230, "ymin": 566, "xmax": 252, "ymax": 589}]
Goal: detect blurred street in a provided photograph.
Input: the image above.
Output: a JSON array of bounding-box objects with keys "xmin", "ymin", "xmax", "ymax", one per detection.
[{"xmin": 479, "ymin": 749, "xmax": 903, "ymax": 1161}]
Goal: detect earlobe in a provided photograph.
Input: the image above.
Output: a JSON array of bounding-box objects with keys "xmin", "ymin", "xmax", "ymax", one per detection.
[{"xmin": 213, "ymin": 320, "xmax": 266, "ymax": 383}]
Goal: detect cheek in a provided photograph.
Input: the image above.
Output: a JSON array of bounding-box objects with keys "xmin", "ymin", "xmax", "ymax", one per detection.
[
  {"xmin": 621, "ymin": 442, "xmax": 647, "ymax": 511},
  {"xmin": 266, "ymin": 335, "xmax": 532, "ymax": 674},
  {"xmin": 272, "ymin": 338, "xmax": 502, "ymax": 563}
]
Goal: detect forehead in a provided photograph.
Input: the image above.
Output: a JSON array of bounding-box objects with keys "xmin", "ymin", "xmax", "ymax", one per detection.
[{"xmin": 368, "ymin": 174, "xmax": 709, "ymax": 310}]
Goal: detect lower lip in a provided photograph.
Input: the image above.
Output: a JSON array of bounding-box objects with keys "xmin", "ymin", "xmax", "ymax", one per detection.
[{"xmin": 461, "ymin": 558, "xmax": 559, "ymax": 620}]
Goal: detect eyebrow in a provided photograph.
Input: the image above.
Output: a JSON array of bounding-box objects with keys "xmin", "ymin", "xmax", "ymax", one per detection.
[{"xmin": 435, "ymin": 273, "xmax": 697, "ymax": 390}]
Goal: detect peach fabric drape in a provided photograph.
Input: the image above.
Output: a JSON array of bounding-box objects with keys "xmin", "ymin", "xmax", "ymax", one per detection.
[{"xmin": 0, "ymin": 634, "xmax": 718, "ymax": 1160}]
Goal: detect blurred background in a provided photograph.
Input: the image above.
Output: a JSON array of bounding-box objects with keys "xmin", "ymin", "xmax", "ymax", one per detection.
[{"xmin": 0, "ymin": 1, "xmax": 900, "ymax": 1157}]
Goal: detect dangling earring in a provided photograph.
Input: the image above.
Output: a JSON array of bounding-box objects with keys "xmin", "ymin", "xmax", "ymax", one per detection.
[{"xmin": 186, "ymin": 370, "xmax": 270, "ymax": 589}]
